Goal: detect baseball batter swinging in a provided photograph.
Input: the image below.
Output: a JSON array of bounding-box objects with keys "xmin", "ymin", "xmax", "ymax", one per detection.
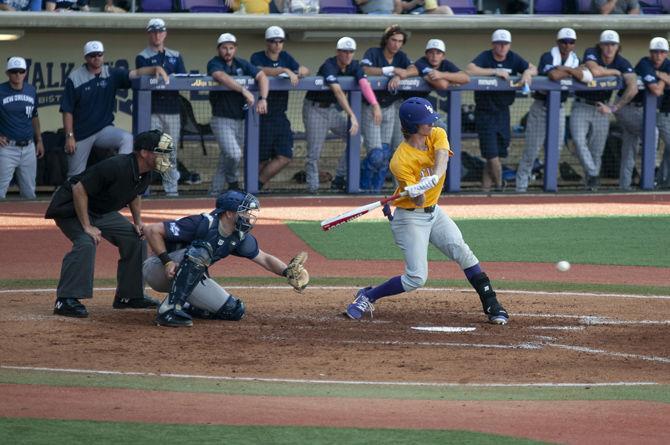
[
  {"xmin": 143, "ymin": 190, "xmax": 309, "ymax": 327},
  {"xmin": 345, "ymin": 97, "xmax": 509, "ymax": 325}
]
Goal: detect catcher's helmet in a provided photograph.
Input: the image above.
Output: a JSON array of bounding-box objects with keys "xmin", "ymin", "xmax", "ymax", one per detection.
[
  {"xmin": 213, "ymin": 190, "xmax": 260, "ymax": 235},
  {"xmin": 399, "ymin": 97, "xmax": 440, "ymax": 134}
]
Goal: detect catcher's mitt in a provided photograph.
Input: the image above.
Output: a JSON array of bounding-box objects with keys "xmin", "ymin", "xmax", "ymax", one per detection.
[{"xmin": 284, "ymin": 252, "xmax": 309, "ymax": 292}]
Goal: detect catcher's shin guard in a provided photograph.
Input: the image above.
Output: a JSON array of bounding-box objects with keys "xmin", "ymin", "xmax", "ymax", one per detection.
[
  {"xmin": 184, "ymin": 296, "xmax": 245, "ymax": 321},
  {"xmin": 470, "ymin": 272, "xmax": 509, "ymax": 324}
]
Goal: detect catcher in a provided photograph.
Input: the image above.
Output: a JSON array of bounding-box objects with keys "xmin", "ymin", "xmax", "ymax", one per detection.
[{"xmin": 142, "ymin": 190, "xmax": 309, "ymax": 327}]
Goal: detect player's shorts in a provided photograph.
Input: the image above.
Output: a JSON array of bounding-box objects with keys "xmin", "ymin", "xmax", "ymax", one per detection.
[
  {"xmin": 260, "ymin": 114, "xmax": 294, "ymax": 161},
  {"xmin": 475, "ymin": 107, "xmax": 510, "ymax": 160}
]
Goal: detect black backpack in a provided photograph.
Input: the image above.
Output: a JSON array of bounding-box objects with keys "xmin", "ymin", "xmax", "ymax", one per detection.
[{"xmin": 36, "ymin": 130, "xmax": 68, "ymax": 186}]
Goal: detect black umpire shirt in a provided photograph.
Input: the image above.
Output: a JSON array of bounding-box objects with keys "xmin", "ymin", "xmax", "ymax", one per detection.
[{"xmin": 45, "ymin": 153, "xmax": 151, "ymax": 219}]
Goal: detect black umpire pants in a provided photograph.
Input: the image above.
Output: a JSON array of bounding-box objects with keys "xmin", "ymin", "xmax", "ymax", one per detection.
[{"xmin": 55, "ymin": 211, "xmax": 146, "ymax": 301}]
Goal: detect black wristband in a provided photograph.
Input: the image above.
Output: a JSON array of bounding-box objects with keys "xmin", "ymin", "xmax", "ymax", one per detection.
[
  {"xmin": 282, "ymin": 268, "xmax": 288, "ymax": 277},
  {"xmin": 158, "ymin": 252, "xmax": 171, "ymax": 265}
]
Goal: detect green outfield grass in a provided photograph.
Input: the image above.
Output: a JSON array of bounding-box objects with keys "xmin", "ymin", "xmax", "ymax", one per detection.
[{"xmin": 288, "ymin": 216, "xmax": 670, "ymax": 267}]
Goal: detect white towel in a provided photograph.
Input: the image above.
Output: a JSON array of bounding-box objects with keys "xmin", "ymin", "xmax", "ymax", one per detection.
[{"xmin": 551, "ymin": 46, "xmax": 579, "ymax": 68}]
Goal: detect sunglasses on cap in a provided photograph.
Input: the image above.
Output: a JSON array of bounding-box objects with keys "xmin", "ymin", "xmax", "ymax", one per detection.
[
  {"xmin": 558, "ymin": 39, "xmax": 576, "ymax": 45},
  {"xmin": 267, "ymin": 38, "xmax": 284, "ymax": 44},
  {"xmin": 8, "ymin": 69, "xmax": 26, "ymax": 74},
  {"xmin": 86, "ymin": 52, "xmax": 104, "ymax": 58}
]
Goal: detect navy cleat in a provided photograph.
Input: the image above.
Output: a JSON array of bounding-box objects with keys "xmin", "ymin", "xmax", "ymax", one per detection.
[
  {"xmin": 155, "ymin": 308, "xmax": 193, "ymax": 327},
  {"xmin": 485, "ymin": 301, "xmax": 509, "ymax": 325},
  {"xmin": 345, "ymin": 287, "xmax": 374, "ymax": 320}
]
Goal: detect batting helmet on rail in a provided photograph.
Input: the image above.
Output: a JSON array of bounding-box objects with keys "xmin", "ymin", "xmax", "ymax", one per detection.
[{"xmin": 399, "ymin": 97, "xmax": 440, "ymax": 134}]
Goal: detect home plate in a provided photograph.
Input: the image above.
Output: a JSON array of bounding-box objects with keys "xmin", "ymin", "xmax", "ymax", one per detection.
[{"xmin": 411, "ymin": 326, "xmax": 476, "ymax": 333}]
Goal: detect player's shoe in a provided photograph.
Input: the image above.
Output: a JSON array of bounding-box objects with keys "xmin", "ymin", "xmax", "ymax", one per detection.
[
  {"xmin": 155, "ymin": 307, "xmax": 193, "ymax": 327},
  {"xmin": 53, "ymin": 298, "xmax": 88, "ymax": 318},
  {"xmin": 485, "ymin": 301, "xmax": 509, "ymax": 325},
  {"xmin": 345, "ymin": 287, "xmax": 374, "ymax": 320}
]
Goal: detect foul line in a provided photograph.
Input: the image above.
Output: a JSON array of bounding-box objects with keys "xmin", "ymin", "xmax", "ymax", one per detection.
[
  {"xmin": 1, "ymin": 285, "xmax": 669, "ymax": 300},
  {"xmin": 0, "ymin": 365, "xmax": 658, "ymax": 388}
]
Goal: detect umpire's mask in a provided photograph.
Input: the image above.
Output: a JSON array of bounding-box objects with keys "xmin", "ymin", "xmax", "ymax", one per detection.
[{"xmin": 134, "ymin": 129, "xmax": 175, "ymax": 175}]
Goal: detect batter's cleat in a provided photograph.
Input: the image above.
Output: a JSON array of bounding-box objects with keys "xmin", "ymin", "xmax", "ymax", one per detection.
[
  {"xmin": 113, "ymin": 294, "xmax": 160, "ymax": 309},
  {"xmin": 53, "ymin": 298, "xmax": 89, "ymax": 318},
  {"xmin": 345, "ymin": 287, "xmax": 374, "ymax": 320},
  {"xmin": 155, "ymin": 308, "xmax": 193, "ymax": 327},
  {"xmin": 485, "ymin": 301, "xmax": 509, "ymax": 325}
]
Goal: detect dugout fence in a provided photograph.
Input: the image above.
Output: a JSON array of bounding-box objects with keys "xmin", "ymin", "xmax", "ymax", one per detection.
[{"xmin": 133, "ymin": 74, "xmax": 659, "ymax": 195}]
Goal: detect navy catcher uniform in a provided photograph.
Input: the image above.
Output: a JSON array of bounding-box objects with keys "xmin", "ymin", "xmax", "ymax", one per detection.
[
  {"xmin": 136, "ymin": 18, "xmax": 186, "ymax": 196},
  {"xmin": 0, "ymin": 57, "xmax": 44, "ymax": 199},
  {"xmin": 345, "ymin": 97, "xmax": 508, "ymax": 325}
]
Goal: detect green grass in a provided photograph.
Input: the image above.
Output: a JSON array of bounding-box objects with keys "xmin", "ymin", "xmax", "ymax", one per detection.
[
  {"xmin": 288, "ymin": 216, "xmax": 670, "ymax": 267},
  {"xmin": 0, "ymin": 419, "xmax": 547, "ymax": 445}
]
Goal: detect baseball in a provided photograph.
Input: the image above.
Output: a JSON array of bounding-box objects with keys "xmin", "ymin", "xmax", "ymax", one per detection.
[{"xmin": 556, "ymin": 260, "xmax": 571, "ymax": 272}]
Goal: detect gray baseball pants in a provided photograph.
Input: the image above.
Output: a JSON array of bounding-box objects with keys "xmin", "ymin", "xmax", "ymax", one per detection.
[
  {"xmin": 657, "ymin": 112, "xmax": 670, "ymax": 187},
  {"xmin": 210, "ymin": 116, "xmax": 244, "ymax": 194},
  {"xmin": 390, "ymin": 206, "xmax": 479, "ymax": 292},
  {"xmin": 68, "ymin": 126, "xmax": 133, "ymax": 177},
  {"xmin": 516, "ymin": 99, "xmax": 566, "ymax": 192},
  {"xmin": 569, "ymin": 101, "xmax": 610, "ymax": 178},
  {"xmin": 361, "ymin": 102, "xmax": 402, "ymax": 150},
  {"xmin": 302, "ymin": 100, "xmax": 349, "ymax": 192},
  {"xmin": 143, "ymin": 248, "xmax": 232, "ymax": 313},
  {"xmin": 0, "ymin": 142, "xmax": 37, "ymax": 199},
  {"xmin": 615, "ymin": 104, "xmax": 644, "ymax": 190},
  {"xmin": 150, "ymin": 113, "xmax": 181, "ymax": 195},
  {"xmin": 55, "ymin": 211, "xmax": 145, "ymax": 301}
]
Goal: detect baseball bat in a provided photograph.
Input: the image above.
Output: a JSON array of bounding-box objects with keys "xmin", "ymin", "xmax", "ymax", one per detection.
[{"xmin": 320, "ymin": 191, "xmax": 409, "ymax": 231}]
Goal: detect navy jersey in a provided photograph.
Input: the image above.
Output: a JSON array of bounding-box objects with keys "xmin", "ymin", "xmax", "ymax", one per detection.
[
  {"xmin": 471, "ymin": 50, "xmax": 529, "ymax": 109},
  {"xmin": 533, "ymin": 51, "xmax": 576, "ymax": 103},
  {"xmin": 59, "ymin": 65, "xmax": 131, "ymax": 140},
  {"xmin": 0, "ymin": 81, "xmax": 38, "ymax": 141},
  {"xmin": 632, "ymin": 56, "xmax": 670, "ymax": 107},
  {"xmin": 305, "ymin": 57, "xmax": 366, "ymax": 105},
  {"xmin": 250, "ymin": 50, "xmax": 300, "ymax": 116},
  {"xmin": 360, "ymin": 47, "xmax": 413, "ymax": 107},
  {"xmin": 207, "ymin": 56, "xmax": 259, "ymax": 120},
  {"xmin": 577, "ymin": 47, "xmax": 634, "ymax": 103},
  {"xmin": 414, "ymin": 56, "xmax": 460, "ymax": 98},
  {"xmin": 163, "ymin": 214, "xmax": 260, "ymax": 263},
  {"xmin": 136, "ymin": 47, "xmax": 186, "ymax": 114}
]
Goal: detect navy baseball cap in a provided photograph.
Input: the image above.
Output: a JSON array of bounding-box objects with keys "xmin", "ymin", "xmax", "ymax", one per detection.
[{"xmin": 133, "ymin": 129, "xmax": 173, "ymax": 153}]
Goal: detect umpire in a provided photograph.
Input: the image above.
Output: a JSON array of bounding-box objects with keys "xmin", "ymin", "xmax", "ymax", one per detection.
[{"xmin": 46, "ymin": 130, "xmax": 173, "ymax": 318}]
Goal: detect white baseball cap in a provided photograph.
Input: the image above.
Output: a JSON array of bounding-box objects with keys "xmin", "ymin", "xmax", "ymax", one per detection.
[
  {"xmin": 650, "ymin": 37, "xmax": 669, "ymax": 52},
  {"xmin": 83, "ymin": 41, "xmax": 104, "ymax": 56},
  {"xmin": 425, "ymin": 39, "xmax": 446, "ymax": 53},
  {"xmin": 336, "ymin": 37, "xmax": 356, "ymax": 51},
  {"xmin": 556, "ymin": 28, "xmax": 577, "ymax": 41},
  {"xmin": 491, "ymin": 29, "xmax": 511, "ymax": 43},
  {"xmin": 265, "ymin": 26, "xmax": 285, "ymax": 40},
  {"xmin": 6, "ymin": 56, "xmax": 26, "ymax": 71},
  {"xmin": 147, "ymin": 18, "xmax": 166, "ymax": 32},
  {"xmin": 600, "ymin": 30, "xmax": 620, "ymax": 44},
  {"xmin": 217, "ymin": 33, "xmax": 237, "ymax": 45}
]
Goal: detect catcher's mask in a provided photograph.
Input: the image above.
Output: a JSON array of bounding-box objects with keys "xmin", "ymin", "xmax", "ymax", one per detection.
[
  {"xmin": 214, "ymin": 190, "xmax": 260, "ymax": 236},
  {"xmin": 134, "ymin": 129, "xmax": 174, "ymax": 174},
  {"xmin": 399, "ymin": 97, "xmax": 440, "ymax": 134}
]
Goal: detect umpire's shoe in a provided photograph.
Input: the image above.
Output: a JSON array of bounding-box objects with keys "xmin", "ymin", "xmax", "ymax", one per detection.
[
  {"xmin": 53, "ymin": 298, "xmax": 89, "ymax": 318},
  {"xmin": 113, "ymin": 294, "xmax": 160, "ymax": 309}
]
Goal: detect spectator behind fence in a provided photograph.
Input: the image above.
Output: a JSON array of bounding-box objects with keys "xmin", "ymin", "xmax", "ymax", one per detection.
[
  {"xmin": 136, "ymin": 18, "xmax": 186, "ymax": 197},
  {"xmin": 0, "ymin": 0, "xmax": 41, "ymax": 10},
  {"xmin": 355, "ymin": 0, "xmax": 401, "ymax": 14},
  {"xmin": 358, "ymin": 25, "xmax": 416, "ymax": 193},
  {"xmin": 516, "ymin": 28, "xmax": 590, "ymax": 193},
  {"xmin": 592, "ymin": 0, "xmax": 640, "ymax": 14},
  {"xmin": 302, "ymin": 37, "xmax": 379, "ymax": 194},
  {"xmin": 400, "ymin": 0, "xmax": 453, "ymax": 14},
  {"xmin": 250, "ymin": 26, "xmax": 309, "ymax": 191},
  {"xmin": 207, "ymin": 32, "xmax": 269, "ymax": 195},
  {"xmin": 466, "ymin": 29, "xmax": 536, "ymax": 193},
  {"xmin": 60, "ymin": 41, "xmax": 169, "ymax": 178},
  {"xmin": 570, "ymin": 30, "xmax": 636, "ymax": 191},
  {"xmin": 104, "ymin": 0, "xmax": 129, "ymax": 12},
  {"xmin": 617, "ymin": 38, "xmax": 670, "ymax": 190},
  {"xmin": 226, "ymin": 0, "xmax": 285, "ymax": 12},
  {"xmin": 0, "ymin": 57, "xmax": 44, "ymax": 200},
  {"xmin": 45, "ymin": 0, "xmax": 89, "ymax": 11}
]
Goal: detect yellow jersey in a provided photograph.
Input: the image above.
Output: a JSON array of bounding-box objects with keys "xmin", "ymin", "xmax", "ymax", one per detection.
[{"xmin": 390, "ymin": 127, "xmax": 452, "ymax": 209}]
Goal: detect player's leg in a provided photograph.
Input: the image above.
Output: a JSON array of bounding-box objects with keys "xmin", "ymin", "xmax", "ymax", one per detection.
[
  {"xmin": 360, "ymin": 103, "xmax": 384, "ymax": 191},
  {"xmin": 0, "ymin": 144, "xmax": 20, "ymax": 199},
  {"xmin": 303, "ymin": 101, "xmax": 329, "ymax": 193},
  {"xmin": 475, "ymin": 108, "xmax": 498, "ymax": 191},
  {"xmin": 615, "ymin": 106, "xmax": 643, "ymax": 190},
  {"xmin": 94, "ymin": 125, "xmax": 134, "ymax": 155},
  {"xmin": 569, "ymin": 103, "xmax": 597, "ymax": 184},
  {"xmin": 657, "ymin": 113, "xmax": 670, "ymax": 187},
  {"xmin": 209, "ymin": 117, "xmax": 242, "ymax": 194},
  {"xmin": 184, "ymin": 279, "xmax": 245, "ymax": 321},
  {"xmin": 516, "ymin": 100, "xmax": 545, "ymax": 192},
  {"xmin": 331, "ymin": 108, "xmax": 351, "ymax": 190},
  {"xmin": 14, "ymin": 143, "xmax": 37, "ymax": 199},
  {"xmin": 67, "ymin": 132, "xmax": 96, "ymax": 177},
  {"xmin": 259, "ymin": 115, "xmax": 293, "ymax": 188},
  {"xmin": 588, "ymin": 111, "xmax": 611, "ymax": 188}
]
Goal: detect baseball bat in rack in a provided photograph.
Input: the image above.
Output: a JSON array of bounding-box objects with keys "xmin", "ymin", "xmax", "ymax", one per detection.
[{"xmin": 320, "ymin": 191, "xmax": 409, "ymax": 231}]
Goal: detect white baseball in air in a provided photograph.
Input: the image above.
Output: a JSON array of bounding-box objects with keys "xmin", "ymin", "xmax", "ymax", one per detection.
[{"xmin": 556, "ymin": 260, "xmax": 571, "ymax": 272}]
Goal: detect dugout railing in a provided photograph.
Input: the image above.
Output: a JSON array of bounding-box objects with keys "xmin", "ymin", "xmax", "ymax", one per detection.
[{"xmin": 133, "ymin": 74, "xmax": 656, "ymax": 194}]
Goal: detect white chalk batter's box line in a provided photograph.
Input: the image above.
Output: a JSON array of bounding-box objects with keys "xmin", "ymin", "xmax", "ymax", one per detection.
[
  {"xmin": 1, "ymin": 285, "xmax": 669, "ymax": 300},
  {"xmin": 0, "ymin": 365, "xmax": 660, "ymax": 388}
]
